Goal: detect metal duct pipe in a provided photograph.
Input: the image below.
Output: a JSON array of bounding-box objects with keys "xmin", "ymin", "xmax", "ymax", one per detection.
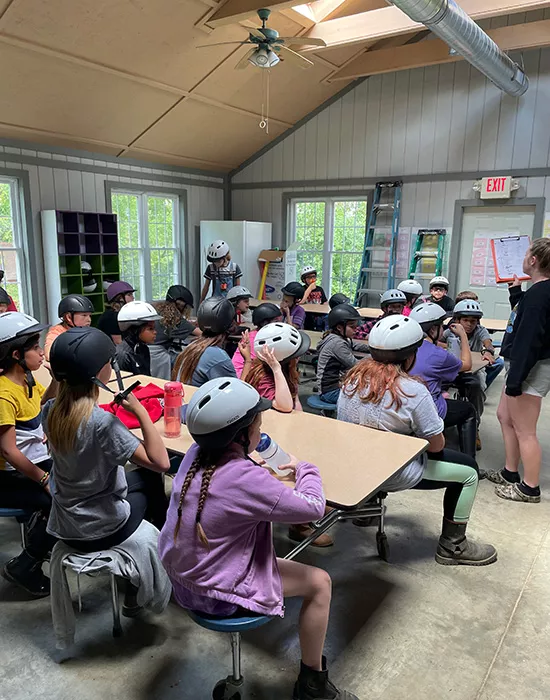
[{"xmin": 389, "ymin": 0, "xmax": 529, "ymax": 96}]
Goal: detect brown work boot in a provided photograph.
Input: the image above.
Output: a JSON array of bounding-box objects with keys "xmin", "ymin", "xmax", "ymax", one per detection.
[{"xmin": 289, "ymin": 524, "xmax": 333, "ymax": 548}]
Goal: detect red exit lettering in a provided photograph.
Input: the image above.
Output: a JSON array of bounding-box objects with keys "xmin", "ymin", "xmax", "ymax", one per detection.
[{"xmin": 486, "ymin": 177, "xmax": 507, "ymax": 192}]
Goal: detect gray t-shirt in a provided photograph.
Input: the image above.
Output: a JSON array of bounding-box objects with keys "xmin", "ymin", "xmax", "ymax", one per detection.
[
  {"xmin": 179, "ymin": 346, "xmax": 236, "ymax": 387},
  {"xmin": 43, "ymin": 402, "xmax": 140, "ymax": 540},
  {"xmin": 443, "ymin": 325, "xmax": 490, "ymax": 356},
  {"xmin": 337, "ymin": 376, "xmax": 443, "ymax": 491}
]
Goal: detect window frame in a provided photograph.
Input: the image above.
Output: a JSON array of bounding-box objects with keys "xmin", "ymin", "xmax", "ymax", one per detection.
[
  {"xmin": 288, "ymin": 193, "xmax": 371, "ymax": 298},
  {"xmin": 107, "ymin": 183, "xmax": 186, "ymax": 302},
  {"xmin": 0, "ymin": 175, "xmax": 31, "ymax": 313}
]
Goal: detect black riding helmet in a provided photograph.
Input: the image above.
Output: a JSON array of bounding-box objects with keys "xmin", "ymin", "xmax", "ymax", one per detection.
[
  {"xmin": 58, "ymin": 294, "xmax": 94, "ymax": 319},
  {"xmin": 252, "ymin": 303, "xmax": 282, "ymax": 328},
  {"xmin": 281, "ymin": 282, "xmax": 305, "ymax": 299},
  {"xmin": 166, "ymin": 285, "xmax": 194, "ymax": 308},
  {"xmin": 328, "ymin": 303, "xmax": 361, "ymax": 335},
  {"xmin": 0, "ymin": 288, "xmax": 10, "ymax": 306},
  {"xmin": 328, "ymin": 293, "xmax": 350, "ymax": 309},
  {"xmin": 197, "ymin": 297, "xmax": 235, "ymax": 336},
  {"xmin": 50, "ymin": 326, "xmax": 116, "ymax": 387}
]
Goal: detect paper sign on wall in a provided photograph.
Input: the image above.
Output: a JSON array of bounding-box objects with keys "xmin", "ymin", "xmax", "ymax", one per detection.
[
  {"xmin": 469, "ymin": 231, "xmax": 499, "ymax": 287},
  {"xmin": 490, "ymin": 235, "xmax": 531, "ymax": 283}
]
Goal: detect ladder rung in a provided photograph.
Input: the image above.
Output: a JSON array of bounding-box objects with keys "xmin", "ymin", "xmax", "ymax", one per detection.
[
  {"xmin": 411, "ymin": 273, "xmax": 433, "ymax": 279},
  {"xmin": 364, "ymin": 246, "xmax": 392, "ymax": 252},
  {"xmin": 374, "ymin": 203, "xmax": 395, "ymax": 210},
  {"xmin": 362, "ymin": 267, "xmax": 387, "ymax": 273},
  {"xmin": 414, "ymin": 252, "xmax": 438, "ymax": 258}
]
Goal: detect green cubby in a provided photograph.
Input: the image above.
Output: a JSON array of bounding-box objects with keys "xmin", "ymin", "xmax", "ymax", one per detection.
[{"xmin": 42, "ymin": 209, "xmax": 120, "ymax": 326}]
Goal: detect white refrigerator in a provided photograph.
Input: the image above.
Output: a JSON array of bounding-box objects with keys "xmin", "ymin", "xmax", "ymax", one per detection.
[{"xmin": 200, "ymin": 221, "xmax": 272, "ymax": 298}]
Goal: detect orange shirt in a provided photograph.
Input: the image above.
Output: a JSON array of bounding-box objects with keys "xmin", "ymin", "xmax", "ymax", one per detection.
[{"xmin": 44, "ymin": 324, "xmax": 67, "ymax": 360}]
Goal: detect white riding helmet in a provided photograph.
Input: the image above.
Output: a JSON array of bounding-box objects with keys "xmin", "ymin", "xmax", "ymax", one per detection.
[
  {"xmin": 368, "ymin": 315, "xmax": 424, "ymax": 364},
  {"xmin": 226, "ymin": 286, "xmax": 252, "ymax": 302},
  {"xmin": 430, "ymin": 276, "xmax": 449, "ymax": 289},
  {"xmin": 254, "ymin": 322, "xmax": 311, "ymax": 362},
  {"xmin": 397, "ymin": 279, "xmax": 423, "ymax": 297},
  {"xmin": 301, "ymin": 265, "xmax": 317, "ymax": 280},
  {"xmin": 409, "ymin": 302, "xmax": 447, "ymax": 333},
  {"xmin": 186, "ymin": 377, "xmax": 271, "ymax": 449},
  {"xmin": 0, "ymin": 312, "xmax": 49, "ymax": 396},
  {"xmin": 206, "ymin": 240, "xmax": 230, "ymax": 262},
  {"xmin": 380, "ymin": 289, "xmax": 407, "ymax": 309},
  {"xmin": 117, "ymin": 301, "xmax": 161, "ymax": 332},
  {"xmin": 453, "ymin": 299, "xmax": 483, "ymax": 318}
]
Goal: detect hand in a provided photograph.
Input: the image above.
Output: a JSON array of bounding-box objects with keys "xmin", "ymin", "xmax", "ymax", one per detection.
[
  {"xmin": 238, "ymin": 329, "xmax": 251, "ymax": 361},
  {"xmin": 307, "ymin": 281, "xmax": 316, "ymax": 290},
  {"xmin": 258, "ymin": 346, "xmax": 280, "ymax": 371},
  {"xmin": 121, "ymin": 391, "xmax": 144, "ymax": 416},
  {"xmin": 279, "ymin": 299, "xmax": 289, "ymax": 313},
  {"xmin": 483, "ymin": 351, "xmax": 496, "ymax": 365},
  {"xmin": 278, "ymin": 453, "xmax": 300, "ymax": 476},
  {"xmin": 449, "ymin": 323, "xmax": 467, "ymax": 338},
  {"xmin": 508, "ymin": 274, "xmax": 523, "ymax": 288}
]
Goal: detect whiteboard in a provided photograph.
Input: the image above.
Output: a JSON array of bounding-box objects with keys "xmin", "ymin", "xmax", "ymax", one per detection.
[{"xmin": 490, "ymin": 235, "xmax": 531, "ymax": 283}]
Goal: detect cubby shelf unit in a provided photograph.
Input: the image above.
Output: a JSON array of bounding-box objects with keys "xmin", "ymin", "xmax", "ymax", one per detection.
[{"xmin": 42, "ymin": 210, "xmax": 120, "ymax": 326}]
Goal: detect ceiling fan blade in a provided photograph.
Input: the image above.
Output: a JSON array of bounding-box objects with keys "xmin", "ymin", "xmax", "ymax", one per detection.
[
  {"xmin": 235, "ymin": 48, "xmax": 256, "ymax": 70},
  {"xmin": 277, "ymin": 37, "xmax": 327, "ymax": 47},
  {"xmin": 279, "ymin": 45, "xmax": 314, "ymax": 69},
  {"xmin": 197, "ymin": 41, "xmax": 251, "ymax": 48},
  {"xmin": 248, "ymin": 27, "xmax": 266, "ymax": 40}
]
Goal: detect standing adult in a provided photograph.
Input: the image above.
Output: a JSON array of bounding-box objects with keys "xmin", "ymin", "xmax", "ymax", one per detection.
[{"xmin": 488, "ymin": 239, "xmax": 550, "ymax": 503}]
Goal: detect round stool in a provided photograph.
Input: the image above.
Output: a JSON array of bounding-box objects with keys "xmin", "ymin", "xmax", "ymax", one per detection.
[{"xmin": 307, "ymin": 395, "xmax": 338, "ymax": 417}]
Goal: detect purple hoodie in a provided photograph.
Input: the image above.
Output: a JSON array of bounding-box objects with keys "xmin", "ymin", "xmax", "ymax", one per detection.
[{"xmin": 158, "ymin": 443, "xmax": 325, "ymax": 618}]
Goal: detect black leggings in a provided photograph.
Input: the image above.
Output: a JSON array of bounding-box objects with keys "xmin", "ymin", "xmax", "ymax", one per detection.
[
  {"xmin": 444, "ymin": 398, "xmax": 477, "ymax": 459},
  {"xmin": 61, "ymin": 468, "xmax": 167, "ymax": 553},
  {"xmin": 0, "ymin": 460, "xmax": 52, "ymax": 513}
]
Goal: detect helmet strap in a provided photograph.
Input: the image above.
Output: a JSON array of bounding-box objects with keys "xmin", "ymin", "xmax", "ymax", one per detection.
[{"xmin": 18, "ymin": 359, "xmax": 35, "ymax": 399}]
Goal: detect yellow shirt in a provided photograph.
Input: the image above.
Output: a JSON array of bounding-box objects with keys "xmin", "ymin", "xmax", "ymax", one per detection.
[
  {"xmin": 0, "ymin": 375, "xmax": 48, "ymax": 470},
  {"xmin": 44, "ymin": 324, "xmax": 67, "ymax": 361}
]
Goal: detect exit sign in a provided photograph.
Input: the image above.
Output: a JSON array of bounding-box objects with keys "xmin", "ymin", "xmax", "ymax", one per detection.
[{"xmin": 480, "ymin": 176, "xmax": 512, "ymax": 199}]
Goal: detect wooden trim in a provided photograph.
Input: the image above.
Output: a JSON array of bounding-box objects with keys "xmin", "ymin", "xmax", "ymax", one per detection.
[
  {"xmin": 207, "ymin": 0, "xmax": 299, "ymax": 27},
  {"xmin": 306, "ymin": 0, "xmax": 550, "ymax": 48},
  {"xmin": 330, "ymin": 19, "xmax": 550, "ymax": 80}
]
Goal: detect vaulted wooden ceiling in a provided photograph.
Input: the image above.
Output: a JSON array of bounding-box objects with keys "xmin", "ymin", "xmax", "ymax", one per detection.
[{"xmin": 0, "ymin": 0, "xmax": 549, "ymax": 173}]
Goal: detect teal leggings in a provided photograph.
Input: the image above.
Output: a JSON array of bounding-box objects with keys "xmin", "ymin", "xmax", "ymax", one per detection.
[{"xmin": 414, "ymin": 449, "xmax": 479, "ymax": 523}]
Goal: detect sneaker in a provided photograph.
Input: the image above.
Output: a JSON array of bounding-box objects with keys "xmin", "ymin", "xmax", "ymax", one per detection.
[
  {"xmin": 288, "ymin": 525, "xmax": 333, "ymax": 548},
  {"xmin": 3, "ymin": 551, "xmax": 50, "ymax": 598},
  {"xmin": 495, "ymin": 482, "xmax": 541, "ymax": 503}
]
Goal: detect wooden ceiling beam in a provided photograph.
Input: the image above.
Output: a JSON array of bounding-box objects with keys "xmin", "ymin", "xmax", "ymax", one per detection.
[
  {"xmin": 306, "ymin": 0, "xmax": 550, "ymax": 48},
  {"xmin": 329, "ymin": 18, "xmax": 550, "ymax": 80},
  {"xmin": 207, "ymin": 0, "xmax": 298, "ymax": 27},
  {"xmin": 279, "ymin": 6, "xmax": 317, "ymax": 29}
]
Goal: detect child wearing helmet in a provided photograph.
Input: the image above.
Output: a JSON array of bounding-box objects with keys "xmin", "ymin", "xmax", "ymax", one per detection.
[
  {"xmin": 410, "ymin": 303, "xmax": 478, "ymax": 460},
  {"xmin": 45, "ymin": 327, "xmax": 170, "ymax": 615},
  {"xmin": 0, "ymin": 312, "xmax": 58, "ymax": 597},
  {"xmin": 280, "ymin": 282, "xmax": 307, "ymax": 329},
  {"xmin": 152, "ymin": 286, "xmax": 201, "ymax": 378},
  {"xmin": 354, "ymin": 289, "xmax": 407, "ymax": 340},
  {"xmin": 200, "ymin": 240, "xmax": 242, "ymax": 302},
  {"xmin": 97, "ymin": 280, "xmax": 136, "ymax": 344},
  {"xmin": 173, "ymin": 297, "xmax": 249, "ymax": 387},
  {"xmin": 316, "ymin": 304, "xmax": 369, "ymax": 404},
  {"xmin": 226, "ymin": 285, "xmax": 253, "ymax": 325},
  {"xmin": 44, "ymin": 294, "xmax": 94, "ymax": 360},
  {"xmin": 116, "ymin": 301, "xmax": 162, "ymax": 376},
  {"xmin": 159, "ymin": 377, "xmax": 358, "ymax": 700},
  {"xmin": 328, "ymin": 292, "xmax": 350, "ymax": 309},
  {"xmin": 0, "ymin": 286, "xmax": 13, "ymax": 314},
  {"xmin": 300, "ymin": 265, "xmax": 327, "ymax": 306},
  {"xmin": 338, "ymin": 315, "xmax": 497, "ymax": 567},
  {"xmin": 428, "ymin": 276, "xmax": 454, "ymax": 312},
  {"xmin": 397, "ymin": 279, "xmax": 423, "ymax": 316},
  {"xmin": 232, "ymin": 302, "xmax": 283, "ymax": 378}
]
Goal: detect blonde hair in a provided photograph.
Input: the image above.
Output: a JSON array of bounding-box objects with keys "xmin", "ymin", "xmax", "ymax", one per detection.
[
  {"xmin": 530, "ymin": 238, "xmax": 550, "ymax": 275},
  {"xmin": 172, "ymin": 334, "xmax": 226, "ymax": 384},
  {"xmin": 47, "ymin": 381, "xmax": 98, "ymax": 454}
]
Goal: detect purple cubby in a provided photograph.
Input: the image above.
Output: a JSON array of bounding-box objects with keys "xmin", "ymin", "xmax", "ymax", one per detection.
[
  {"xmin": 102, "ymin": 236, "xmax": 119, "ymax": 254},
  {"xmin": 58, "ymin": 233, "xmax": 80, "ymax": 255},
  {"xmin": 100, "ymin": 213, "xmax": 117, "ymax": 234},
  {"xmin": 83, "ymin": 213, "xmax": 100, "ymax": 233},
  {"xmin": 84, "ymin": 234, "xmax": 101, "ymax": 255}
]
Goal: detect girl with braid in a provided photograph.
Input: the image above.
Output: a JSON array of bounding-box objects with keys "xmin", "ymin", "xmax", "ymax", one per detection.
[{"xmin": 158, "ymin": 377, "xmax": 358, "ymax": 700}]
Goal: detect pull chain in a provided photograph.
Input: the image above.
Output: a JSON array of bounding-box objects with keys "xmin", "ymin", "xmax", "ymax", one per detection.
[{"xmin": 259, "ymin": 69, "xmax": 270, "ymax": 134}]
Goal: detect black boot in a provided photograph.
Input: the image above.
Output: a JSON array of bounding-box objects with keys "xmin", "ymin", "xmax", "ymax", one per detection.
[
  {"xmin": 25, "ymin": 511, "xmax": 57, "ymax": 560},
  {"xmin": 122, "ymin": 581, "xmax": 142, "ymax": 618},
  {"xmin": 293, "ymin": 658, "xmax": 359, "ymax": 700},
  {"xmin": 458, "ymin": 415, "xmax": 477, "ymax": 461},
  {"xmin": 435, "ymin": 519, "xmax": 497, "ymax": 567},
  {"xmin": 3, "ymin": 550, "xmax": 50, "ymax": 597}
]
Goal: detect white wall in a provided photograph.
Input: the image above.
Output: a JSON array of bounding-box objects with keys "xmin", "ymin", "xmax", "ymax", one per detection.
[
  {"xmin": 231, "ymin": 30, "xmax": 550, "ymax": 249},
  {"xmin": 0, "ymin": 143, "xmax": 224, "ymax": 319}
]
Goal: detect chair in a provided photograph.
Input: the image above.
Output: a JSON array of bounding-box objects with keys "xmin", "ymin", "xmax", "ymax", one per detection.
[
  {"xmin": 0, "ymin": 507, "xmax": 32, "ymax": 547},
  {"xmin": 188, "ymin": 610, "xmax": 272, "ymax": 699},
  {"xmin": 307, "ymin": 394, "xmax": 338, "ymax": 417}
]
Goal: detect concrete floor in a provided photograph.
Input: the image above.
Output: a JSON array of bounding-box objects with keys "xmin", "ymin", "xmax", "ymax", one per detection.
[{"xmin": 1, "ymin": 373, "xmax": 550, "ymax": 700}]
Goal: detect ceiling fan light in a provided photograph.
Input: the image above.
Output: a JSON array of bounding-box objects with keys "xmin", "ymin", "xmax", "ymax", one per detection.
[{"xmin": 249, "ymin": 47, "xmax": 280, "ymax": 68}]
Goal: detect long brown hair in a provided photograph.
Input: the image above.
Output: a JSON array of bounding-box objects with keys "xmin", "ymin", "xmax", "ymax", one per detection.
[
  {"xmin": 172, "ymin": 334, "xmax": 226, "ymax": 383},
  {"xmin": 154, "ymin": 300, "xmax": 190, "ymax": 330},
  {"xmin": 47, "ymin": 381, "xmax": 99, "ymax": 453},
  {"xmin": 341, "ymin": 358, "xmax": 418, "ymax": 411},
  {"xmin": 246, "ymin": 357, "xmax": 299, "ymax": 398}
]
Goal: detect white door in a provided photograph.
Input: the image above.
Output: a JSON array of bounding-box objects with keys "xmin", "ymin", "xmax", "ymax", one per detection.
[{"xmin": 456, "ymin": 206, "xmax": 536, "ymax": 319}]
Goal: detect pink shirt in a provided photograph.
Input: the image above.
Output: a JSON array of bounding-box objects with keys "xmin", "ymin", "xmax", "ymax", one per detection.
[
  {"xmin": 232, "ymin": 329, "xmax": 258, "ymax": 378},
  {"xmin": 256, "ymin": 373, "xmax": 276, "ymax": 401}
]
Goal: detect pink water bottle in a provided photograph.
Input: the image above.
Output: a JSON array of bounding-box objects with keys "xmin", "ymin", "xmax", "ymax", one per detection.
[{"xmin": 164, "ymin": 381, "xmax": 184, "ymax": 438}]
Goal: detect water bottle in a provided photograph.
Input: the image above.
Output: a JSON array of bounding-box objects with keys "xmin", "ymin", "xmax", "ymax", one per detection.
[
  {"xmin": 164, "ymin": 381, "xmax": 184, "ymax": 438},
  {"xmin": 256, "ymin": 433, "xmax": 293, "ymax": 476}
]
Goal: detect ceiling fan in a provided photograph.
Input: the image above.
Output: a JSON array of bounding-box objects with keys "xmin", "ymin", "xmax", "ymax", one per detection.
[{"xmin": 198, "ymin": 8, "xmax": 327, "ymax": 70}]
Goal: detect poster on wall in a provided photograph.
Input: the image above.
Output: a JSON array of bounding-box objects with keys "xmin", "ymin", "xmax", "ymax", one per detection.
[
  {"xmin": 469, "ymin": 230, "xmax": 518, "ymax": 287},
  {"xmin": 396, "ymin": 227, "xmax": 412, "ymax": 279},
  {"xmin": 544, "ymin": 212, "xmax": 550, "ymax": 239}
]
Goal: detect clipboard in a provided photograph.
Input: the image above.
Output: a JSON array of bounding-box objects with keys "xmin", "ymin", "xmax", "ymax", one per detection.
[{"xmin": 490, "ymin": 235, "xmax": 531, "ymax": 283}]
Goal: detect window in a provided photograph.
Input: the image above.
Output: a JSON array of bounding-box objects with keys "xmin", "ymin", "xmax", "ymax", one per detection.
[
  {"xmin": 291, "ymin": 198, "xmax": 368, "ymax": 300},
  {"xmin": 0, "ymin": 177, "xmax": 26, "ymax": 311},
  {"xmin": 111, "ymin": 190, "xmax": 181, "ymax": 301}
]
